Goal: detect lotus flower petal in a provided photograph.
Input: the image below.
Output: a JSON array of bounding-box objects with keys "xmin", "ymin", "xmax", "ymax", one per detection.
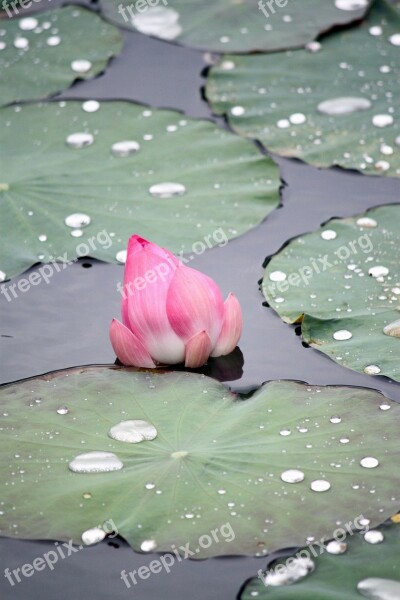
[
  {"xmin": 109, "ymin": 319, "xmax": 156, "ymax": 368},
  {"xmin": 185, "ymin": 331, "xmax": 212, "ymax": 368},
  {"xmin": 211, "ymin": 293, "xmax": 242, "ymax": 357}
]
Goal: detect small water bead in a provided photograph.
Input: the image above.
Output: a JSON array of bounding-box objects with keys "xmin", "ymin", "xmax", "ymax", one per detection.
[
  {"xmin": 383, "ymin": 319, "xmax": 400, "ymax": 338},
  {"xmin": 46, "ymin": 36, "xmax": 61, "ymax": 46},
  {"xmin": 364, "ymin": 530, "xmax": 384, "ymax": 544},
  {"xmin": 356, "ymin": 217, "xmax": 377, "ymax": 228},
  {"xmin": 340, "ymin": 437, "xmax": 350, "ymax": 444},
  {"xmin": 71, "ymin": 59, "xmax": 92, "ymax": 74},
  {"xmin": 317, "ymin": 97, "xmax": 371, "ymax": 116},
  {"xmin": 335, "ymin": 0, "xmax": 368, "ymax": 9},
  {"xmin": 0, "ymin": 41, "xmax": 6, "ymax": 50},
  {"xmin": 326, "ymin": 540, "xmax": 347, "ymax": 554},
  {"xmin": 65, "ymin": 213, "xmax": 91, "ymax": 228},
  {"xmin": 368, "ymin": 266, "xmax": 389, "ymax": 278},
  {"xmin": 369, "ymin": 26, "xmax": 382, "ymax": 36},
  {"xmin": 66, "ymin": 133, "xmax": 94, "ymax": 149},
  {"xmin": 277, "ymin": 119, "xmax": 290, "ymax": 129},
  {"xmin": 82, "ymin": 100, "xmax": 100, "ymax": 113},
  {"xmin": 358, "ymin": 577, "xmax": 400, "ymax": 599},
  {"xmin": 310, "ymin": 480, "xmax": 331, "ymax": 492},
  {"xmin": 133, "ymin": 7, "xmax": 182, "ymax": 40},
  {"xmin": 379, "ymin": 401, "xmax": 391, "ymax": 411},
  {"xmin": 108, "ymin": 420, "xmax": 157, "ymax": 444},
  {"xmin": 305, "ymin": 41, "xmax": 321, "ymax": 52},
  {"xmin": 71, "ymin": 229, "xmax": 83, "ymax": 238},
  {"xmin": 82, "ymin": 492, "xmax": 92, "ymax": 499},
  {"xmin": 217, "ymin": 489, "xmax": 226, "ymax": 495},
  {"xmin": 333, "ymin": 330, "xmax": 352, "ymax": 341},
  {"xmin": 280, "ymin": 469, "xmax": 305, "ymax": 484},
  {"xmin": 69, "ymin": 451, "xmax": 123, "ymax": 473},
  {"xmin": 375, "ymin": 161, "xmax": 390, "ymax": 172},
  {"xmin": 231, "ymin": 106, "xmax": 245, "ymax": 117},
  {"xmin": 149, "ymin": 182, "xmax": 186, "ymax": 198},
  {"xmin": 0, "ymin": 270, "xmax": 6, "ymax": 282},
  {"xmin": 289, "ymin": 113, "xmax": 306, "ymax": 125},
  {"xmin": 145, "ymin": 482, "xmax": 155, "ymax": 490},
  {"xmin": 220, "ymin": 60, "xmax": 235, "ymax": 70},
  {"xmin": 56, "ymin": 406, "xmax": 69, "ymax": 415},
  {"xmin": 380, "ymin": 144, "xmax": 393, "ymax": 156},
  {"xmin": 111, "ymin": 140, "xmax": 140, "ymax": 157},
  {"xmin": 82, "ymin": 527, "xmax": 106, "ymax": 546},
  {"xmin": 140, "ymin": 539, "xmax": 157, "ymax": 552},
  {"xmin": 389, "ymin": 33, "xmax": 400, "ymax": 47},
  {"xmin": 364, "ymin": 365, "xmax": 381, "ymax": 375},
  {"xmin": 19, "ymin": 17, "xmax": 38, "ymax": 30},
  {"xmin": 269, "ymin": 271, "xmax": 287, "ymax": 282},
  {"xmin": 14, "ymin": 37, "xmax": 29, "ymax": 49},
  {"xmin": 372, "ymin": 114, "xmax": 393, "ymax": 128},
  {"xmin": 360, "ymin": 456, "xmax": 379, "ymax": 469},
  {"xmin": 263, "ymin": 557, "xmax": 315, "ymax": 586},
  {"xmin": 330, "ymin": 416, "xmax": 342, "ymax": 424},
  {"xmin": 321, "ymin": 230, "xmax": 337, "ymax": 240},
  {"xmin": 38, "ymin": 234, "xmax": 47, "ymax": 242},
  {"xmin": 280, "ymin": 429, "xmax": 291, "ymax": 436},
  {"xmin": 116, "ymin": 250, "xmax": 127, "ymax": 264}
]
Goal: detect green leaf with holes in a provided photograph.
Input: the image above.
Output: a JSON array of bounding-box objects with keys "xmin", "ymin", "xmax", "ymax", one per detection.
[
  {"xmin": 1, "ymin": 366, "xmax": 400, "ymax": 557},
  {"xmin": 0, "ymin": 100, "xmax": 279, "ymax": 280},
  {"xmin": 262, "ymin": 205, "xmax": 400, "ymax": 382},
  {"xmin": 206, "ymin": 0, "xmax": 400, "ymax": 177},
  {"xmin": 0, "ymin": 6, "xmax": 122, "ymax": 107},
  {"xmin": 99, "ymin": 0, "xmax": 372, "ymax": 54},
  {"xmin": 241, "ymin": 522, "xmax": 400, "ymax": 600}
]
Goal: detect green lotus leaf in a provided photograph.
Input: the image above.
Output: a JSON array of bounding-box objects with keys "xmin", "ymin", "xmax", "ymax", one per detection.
[
  {"xmin": 241, "ymin": 522, "xmax": 400, "ymax": 599},
  {"xmin": 0, "ymin": 100, "xmax": 279, "ymax": 280},
  {"xmin": 262, "ymin": 205, "xmax": 400, "ymax": 382},
  {"xmin": 206, "ymin": 0, "xmax": 400, "ymax": 177},
  {"xmin": 0, "ymin": 6, "xmax": 123, "ymax": 107},
  {"xmin": 1, "ymin": 366, "xmax": 400, "ymax": 557},
  {"xmin": 99, "ymin": 0, "xmax": 372, "ymax": 54}
]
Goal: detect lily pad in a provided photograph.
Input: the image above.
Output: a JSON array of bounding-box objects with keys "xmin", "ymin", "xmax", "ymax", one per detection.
[
  {"xmin": 1, "ymin": 366, "xmax": 400, "ymax": 557},
  {"xmin": 241, "ymin": 522, "xmax": 400, "ymax": 599},
  {"xmin": 0, "ymin": 6, "xmax": 123, "ymax": 107},
  {"xmin": 262, "ymin": 205, "xmax": 400, "ymax": 382},
  {"xmin": 206, "ymin": 0, "xmax": 400, "ymax": 177},
  {"xmin": 0, "ymin": 100, "xmax": 280, "ymax": 280},
  {"xmin": 99, "ymin": 0, "xmax": 372, "ymax": 54}
]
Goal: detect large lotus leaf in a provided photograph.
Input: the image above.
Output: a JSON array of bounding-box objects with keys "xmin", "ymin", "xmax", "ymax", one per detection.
[
  {"xmin": 0, "ymin": 100, "xmax": 279, "ymax": 280},
  {"xmin": 241, "ymin": 522, "xmax": 400, "ymax": 599},
  {"xmin": 262, "ymin": 205, "xmax": 400, "ymax": 382},
  {"xmin": 0, "ymin": 6, "xmax": 122, "ymax": 107},
  {"xmin": 99, "ymin": 0, "xmax": 372, "ymax": 54},
  {"xmin": 206, "ymin": 0, "xmax": 400, "ymax": 177},
  {"xmin": 1, "ymin": 367, "xmax": 400, "ymax": 557}
]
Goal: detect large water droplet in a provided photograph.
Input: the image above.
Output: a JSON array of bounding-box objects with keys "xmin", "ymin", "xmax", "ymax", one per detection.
[
  {"xmin": 360, "ymin": 456, "xmax": 379, "ymax": 469},
  {"xmin": 335, "ymin": 0, "xmax": 368, "ymax": 9},
  {"xmin": 364, "ymin": 365, "xmax": 381, "ymax": 375},
  {"xmin": 65, "ymin": 213, "xmax": 91, "ymax": 228},
  {"xmin": 82, "ymin": 100, "xmax": 100, "ymax": 113},
  {"xmin": 69, "ymin": 451, "xmax": 123, "ymax": 473},
  {"xmin": 263, "ymin": 557, "xmax": 315, "ymax": 586},
  {"xmin": 321, "ymin": 229, "xmax": 337, "ymax": 240},
  {"xmin": 133, "ymin": 7, "xmax": 182, "ymax": 40},
  {"xmin": 66, "ymin": 133, "xmax": 94, "ymax": 149},
  {"xmin": 333, "ymin": 329, "xmax": 353, "ymax": 341},
  {"xmin": 383, "ymin": 319, "xmax": 400, "ymax": 338},
  {"xmin": 280, "ymin": 469, "xmax": 305, "ymax": 484},
  {"xmin": 326, "ymin": 540, "xmax": 347, "ymax": 554},
  {"xmin": 372, "ymin": 114, "xmax": 393, "ymax": 128},
  {"xmin": 310, "ymin": 480, "xmax": 331, "ymax": 492},
  {"xmin": 19, "ymin": 17, "xmax": 38, "ymax": 30},
  {"xmin": 368, "ymin": 266, "xmax": 389, "ymax": 278},
  {"xmin": 82, "ymin": 527, "xmax": 106, "ymax": 546},
  {"xmin": 317, "ymin": 97, "xmax": 371, "ymax": 115},
  {"xmin": 14, "ymin": 37, "xmax": 29, "ymax": 49},
  {"xmin": 116, "ymin": 250, "xmax": 127, "ymax": 264},
  {"xmin": 269, "ymin": 271, "xmax": 287, "ymax": 282},
  {"xmin": 71, "ymin": 59, "xmax": 92, "ymax": 74},
  {"xmin": 140, "ymin": 539, "xmax": 157, "ymax": 552},
  {"xmin": 356, "ymin": 217, "xmax": 377, "ymax": 228},
  {"xmin": 149, "ymin": 182, "xmax": 186, "ymax": 198},
  {"xmin": 357, "ymin": 577, "xmax": 400, "ymax": 599},
  {"xmin": 56, "ymin": 406, "xmax": 69, "ymax": 415},
  {"xmin": 46, "ymin": 35, "xmax": 61, "ymax": 46},
  {"xmin": 108, "ymin": 420, "xmax": 157, "ymax": 444},
  {"xmin": 389, "ymin": 34, "xmax": 400, "ymax": 47},
  {"xmin": 364, "ymin": 530, "xmax": 384, "ymax": 544},
  {"xmin": 111, "ymin": 141, "xmax": 140, "ymax": 157}
]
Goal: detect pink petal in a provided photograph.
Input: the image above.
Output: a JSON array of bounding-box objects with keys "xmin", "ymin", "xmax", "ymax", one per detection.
[
  {"xmin": 166, "ymin": 266, "xmax": 224, "ymax": 346},
  {"xmin": 109, "ymin": 319, "xmax": 156, "ymax": 368},
  {"xmin": 211, "ymin": 293, "xmax": 242, "ymax": 357},
  {"xmin": 123, "ymin": 237, "xmax": 185, "ymax": 364},
  {"xmin": 185, "ymin": 331, "xmax": 212, "ymax": 368}
]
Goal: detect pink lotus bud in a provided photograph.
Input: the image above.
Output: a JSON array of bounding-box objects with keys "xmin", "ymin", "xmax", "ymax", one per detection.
[{"xmin": 110, "ymin": 235, "xmax": 242, "ymax": 368}]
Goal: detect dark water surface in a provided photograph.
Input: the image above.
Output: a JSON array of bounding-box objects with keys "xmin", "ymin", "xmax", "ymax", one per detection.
[{"xmin": 1, "ymin": 2, "xmax": 400, "ymax": 598}]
